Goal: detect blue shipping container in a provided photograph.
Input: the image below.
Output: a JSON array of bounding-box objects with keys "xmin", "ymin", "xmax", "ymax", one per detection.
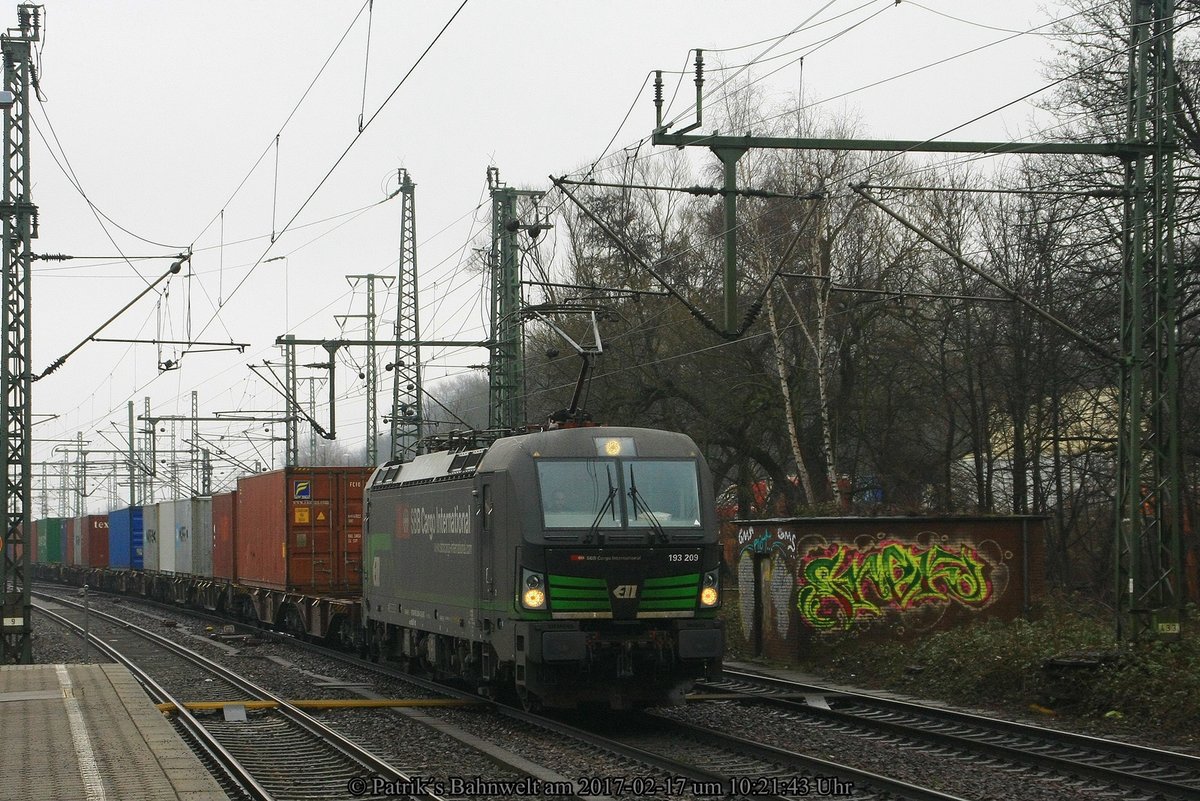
[{"xmin": 108, "ymin": 506, "xmax": 144, "ymax": 569}]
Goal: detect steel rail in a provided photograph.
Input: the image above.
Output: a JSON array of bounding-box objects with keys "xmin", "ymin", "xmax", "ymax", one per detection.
[
  {"xmin": 717, "ymin": 667, "xmax": 1200, "ymax": 800},
  {"xmin": 35, "ymin": 591, "xmax": 447, "ymax": 801},
  {"xmin": 35, "ymin": 582, "xmax": 965, "ymax": 800},
  {"xmin": 644, "ymin": 711, "xmax": 970, "ymax": 801},
  {"xmin": 33, "ymin": 598, "xmax": 272, "ymax": 801}
]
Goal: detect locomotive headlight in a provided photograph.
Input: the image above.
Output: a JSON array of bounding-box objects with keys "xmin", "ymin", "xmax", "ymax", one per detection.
[
  {"xmin": 593, "ymin": 436, "xmax": 636, "ymax": 457},
  {"xmin": 700, "ymin": 569, "xmax": 720, "ymax": 607},
  {"xmin": 521, "ymin": 569, "xmax": 548, "ymax": 610}
]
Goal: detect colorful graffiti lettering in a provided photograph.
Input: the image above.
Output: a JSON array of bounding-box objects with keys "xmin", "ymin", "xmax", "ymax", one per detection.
[
  {"xmin": 737, "ymin": 527, "xmax": 797, "ymax": 557},
  {"xmin": 797, "ymin": 539, "xmax": 994, "ymax": 631}
]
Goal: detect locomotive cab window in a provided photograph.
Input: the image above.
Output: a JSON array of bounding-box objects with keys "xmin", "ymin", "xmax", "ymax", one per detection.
[
  {"xmin": 624, "ymin": 460, "xmax": 702, "ymax": 528},
  {"xmin": 537, "ymin": 461, "xmax": 623, "ymax": 529},
  {"xmin": 537, "ymin": 458, "xmax": 702, "ymax": 530}
]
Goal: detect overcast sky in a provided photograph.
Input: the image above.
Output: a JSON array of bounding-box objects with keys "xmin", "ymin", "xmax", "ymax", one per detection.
[{"xmin": 22, "ymin": 0, "xmax": 1074, "ymax": 510}]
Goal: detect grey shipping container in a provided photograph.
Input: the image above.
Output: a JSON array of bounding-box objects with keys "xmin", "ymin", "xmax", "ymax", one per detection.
[{"xmin": 172, "ymin": 497, "xmax": 213, "ymax": 577}]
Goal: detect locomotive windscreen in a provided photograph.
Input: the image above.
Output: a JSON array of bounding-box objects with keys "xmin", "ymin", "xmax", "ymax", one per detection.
[
  {"xmin": 537, "ymin": 459, "xmax": 702, "ymax": 530},
  {"xmin": 537, "ymin": 461, "xmax": 622, "ymax": 529},
  {"xmin": 623, "ymin": 461, "xmax": 701, "ymax": 528}
]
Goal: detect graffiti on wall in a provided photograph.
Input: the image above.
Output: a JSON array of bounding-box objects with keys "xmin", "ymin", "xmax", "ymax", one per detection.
[
  {"xmin": 737, "ymin": 526, "xmax": 797, "ymax": 558},
  {"xmin": 737, "ymin": 549, "xmax": 756, "ymax": 639},
  {"xmin": 736, "ymin": 526, "xmax": 799, "ymax": 642},
  {"xmin": 796, "ymin": 538, "xmax": 998, "ymax": 631}
]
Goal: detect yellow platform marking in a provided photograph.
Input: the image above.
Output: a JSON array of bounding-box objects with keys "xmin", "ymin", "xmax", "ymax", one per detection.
[{"xmin": 157, "ymin": 697, "xmax": 479, "ymax": 713}]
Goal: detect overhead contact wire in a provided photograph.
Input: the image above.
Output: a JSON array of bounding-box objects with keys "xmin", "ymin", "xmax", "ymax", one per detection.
[
  {"xmin": 189, "ymin": 0, "xmax": 373, "ymax": 246},
  {"xmin": 190, "ymin": 0, "xmax": 471, "ymax": 348}
]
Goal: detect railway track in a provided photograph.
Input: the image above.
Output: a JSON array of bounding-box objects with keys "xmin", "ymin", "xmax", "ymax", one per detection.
[
  {"xmin": 49, "ymin": 582, "xmax": 1185, "ymax": 801},
  {"xmin": 34, "ymin": 585, "xmax": 610, "ymax": 801},
  {"xmin": 167, "ymin": 598, "xmax": 969, "ymax": 800},
  {"xmin": 521, "ymin": 704, "xmax": 969, "ymax": 801},
  {"xmin": 36, "ymin": 584, "xmax": 974, "ymax": 800},
  {"xmin": 33, "ymin": 590, "xmax": 445, "ymax": 801},
  {"xmin": 697, "ymin": 667, "xmax": 1200, "ymax": 801}
]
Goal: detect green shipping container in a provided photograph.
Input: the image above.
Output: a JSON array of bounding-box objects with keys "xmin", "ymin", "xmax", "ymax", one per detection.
[
  {"xmin": 34, "ymin": 520, "xmax": 46, "ymax": 565},
  {"xmin": 43, "ymin": 517, "xmax": 67, "ymax": 564}
]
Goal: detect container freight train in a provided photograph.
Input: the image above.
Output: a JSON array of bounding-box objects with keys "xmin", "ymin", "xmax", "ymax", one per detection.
[
  {"xmin": 34, "ymin": 426, "xmax": 726, "ymax": 709},
  {"xmin": 35, "ymin": 466, "xmax": 371, "ymax": 645}
]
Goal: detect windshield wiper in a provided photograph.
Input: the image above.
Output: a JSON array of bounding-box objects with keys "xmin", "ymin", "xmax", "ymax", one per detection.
[
  {"xmin": 585, "ymin": 465, "xmax": 617, "ymax": 544},
  {"xmin": 628, "ymin": 466, "xmax": 668, "ymax": 543}
]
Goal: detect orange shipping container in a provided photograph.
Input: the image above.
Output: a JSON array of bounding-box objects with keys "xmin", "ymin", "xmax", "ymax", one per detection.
[
  {"xmin": 82, "ymin": 515, "xmax": 109, "ymax": 568},
  {"xmin": 234, "ymin": 467, "xmax": 371, "ymax": 594},
  {"xmin": 212, "ymin": 491, "xmax": 237, "ymax": 581}
]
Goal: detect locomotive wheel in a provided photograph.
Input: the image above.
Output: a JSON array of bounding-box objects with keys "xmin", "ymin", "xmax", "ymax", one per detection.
[{"xmin": 518, "ymin": 689, "xmax": 543, "ymax": 713}]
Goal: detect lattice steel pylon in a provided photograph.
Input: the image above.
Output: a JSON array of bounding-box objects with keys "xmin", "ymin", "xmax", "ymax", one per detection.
[
  {"xmin": 0, "ymin": 5, "xmax": 39, "ymax": 665},
  {"xmin": 190, "ymin": 391, "xmax": 199, "ymax": 495},
  {"xmin": 1116, "ymin": 0, "xmax": 1185, "ymax": 641},
  {"xmin": 487, "ymin": 168, "xmax": 544, "ymax": 434},
  {"xmin": 488, "ymin": 168, "xmax": 519, "ymax": 433},
  {"xmin": 284, "ymin": 335, "xmax": 298, "ymax": 467},
  {"xmin": 390, "ymin": 169, "xmax": 423, "ymax": 461}
]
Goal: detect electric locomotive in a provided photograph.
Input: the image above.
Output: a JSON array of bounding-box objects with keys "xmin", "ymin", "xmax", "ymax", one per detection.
[{"xmin": 362, "ymin": 425, "xmax": 724, "ymax": 709}]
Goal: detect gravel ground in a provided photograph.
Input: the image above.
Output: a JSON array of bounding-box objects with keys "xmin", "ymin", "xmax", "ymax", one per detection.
[
  {"xmin": 751, "ymin": 661, "xmax": 1200, "ymax": 759},
  {"xmin": 32, "ymin": 589, "xmax": 1194, "ymax": 801},
  {"xmin": 31, "ymin": 605, "xmax": 113, "ymax": 665},
  {"xmin": 33, "ymin": 591, "xmax": 669, "ymax": 801},
  {"xmin": 658, "ymin": 700, "xmax": 1125, "ymax": 801}
]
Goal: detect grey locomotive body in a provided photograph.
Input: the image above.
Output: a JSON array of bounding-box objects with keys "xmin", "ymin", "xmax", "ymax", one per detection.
[{"xmin": 363, "ymin": 425, "xmax": 724, "ymax": 709}]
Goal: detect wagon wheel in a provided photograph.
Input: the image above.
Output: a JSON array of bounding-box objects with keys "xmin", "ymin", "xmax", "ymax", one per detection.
[{"xmin": 281, "ymin": 605, "xmax": 307, "ymax": 637}]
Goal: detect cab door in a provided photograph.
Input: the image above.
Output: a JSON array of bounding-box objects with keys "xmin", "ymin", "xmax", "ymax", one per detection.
[{"xmin": 476, "ymin": 478, "xmax": 498, "ymax": 605}]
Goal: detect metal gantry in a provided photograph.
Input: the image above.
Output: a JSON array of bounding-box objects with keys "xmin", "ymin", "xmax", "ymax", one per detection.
[
  {"xmin": 488, "ymin": 168, "xmax": 521, "ymax": 433},
  {"xmin": 270, "ymin": 172, "xmax": 426, "ymax": 465},
  {"xmin": 127, "ymin": 402, "xmax": 137, "ymax": 507},
  {"xmin": 1115, "ymin": 0, "xmax": 1184, "ymax": 641},
  {"xmin": 141, "ymin": 396, "xmax": 156, "ymax": 503},
  {"xmin": 487, "ymin": 167, "xmax": 545, "ymax": 434},
  {"xmin": 390, "ymin": 169, "xmax": 422, "ymax": 461},
  {"xmin": 190, "ymin": 391, "xmax": 200, "ymax": 494},
  {"xmin": 284, "ymin": 334, "xmax": 299, "ymax": 466},
  {"xmin": 342, "ymin": 274, "xmax": 394, "ymax": 465},
  {"xmin": 276, "ymin": 335, "xmax": 487, "ymax": 461},
  {"xmin": 0, "ymin": 5, "xmax": 38, "ymax": 664},
  {"xmin": 647, "ymin": 51, "xmax": 1163, "ymax": 338},
  {"xmin": 631, "ymin": 1, "xmax": 1183, "ymax": 639}
]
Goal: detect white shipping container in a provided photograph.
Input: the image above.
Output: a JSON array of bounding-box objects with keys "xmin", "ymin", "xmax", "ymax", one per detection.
[
  {"xmin": 156, "ymin": 501, "xmax": 177, "ymax": 573},
  {"xmin": 143, "ymin": 504, "xmax": 160, "ymax": 571}
]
